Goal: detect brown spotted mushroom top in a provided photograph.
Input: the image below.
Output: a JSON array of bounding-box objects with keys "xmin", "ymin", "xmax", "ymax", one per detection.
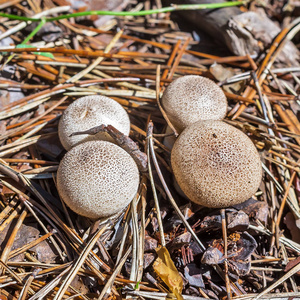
[
  {"xmin": 58, "ymin": 95, "xmax": 130, "ymax": 150},
  {"xmin": 171, "ymin": 120, "xmax": 262, "ymax": 207},
  {"xmin": 57, "ymin": 140, "xmax": 139, "ymax": 219},
  {"xmin": 162, "ymin": 75, "xmax": 227, "ymax": 132}
]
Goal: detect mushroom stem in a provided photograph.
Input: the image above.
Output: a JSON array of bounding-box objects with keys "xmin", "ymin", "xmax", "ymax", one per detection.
[{"xmin": 71, "ymin": 124, "xmax": 148, "ymax": 172}]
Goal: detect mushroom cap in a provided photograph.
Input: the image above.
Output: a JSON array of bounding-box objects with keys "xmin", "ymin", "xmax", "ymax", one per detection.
[
  {"xmin": 161, "ymin": 75, "xmax": 227, "ymax": 132},
  {"xmin": 57, "ymin": 140, "xmax": 139, "ymax": 219},
  {"xmin": 58, "ymin": 95, "xmax": 130, "ymax": 150},
  {"xmin": 171, "ymin": 120, "xmax": 262, "ymax": 207}
]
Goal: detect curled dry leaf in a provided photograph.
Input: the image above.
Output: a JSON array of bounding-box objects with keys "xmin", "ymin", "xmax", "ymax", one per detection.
[
  {"xmin": 233, "ymin": 198, "xmax": 269, "ymax": 224},
  {"xmin": 284, "ymin": 212, "xmax": 300, "ymax": 244},
  {"xmin": 144, "ymin": 234, "xmax": 158, "ymax": 252},
  {"xmin": 153, "ymin": 246, "xmax": 184, "ymax": 300},
  {"xmin": 184, "ymin": 264, "xmax": 205, "ymax": 288},
  {"xmin": 226, "ymin": 210, "xmax": 249, "ymax": 231},
  {"xmin": 201, "ymin": 247, "xmax": 224, "ymax": 265},
  {"xmin": 201, "ymin": 232, "xmax": 257, "ymax": 275}
]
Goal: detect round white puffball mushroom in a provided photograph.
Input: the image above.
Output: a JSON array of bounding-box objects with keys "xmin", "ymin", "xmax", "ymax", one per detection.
[
  {"xmin": 58, "ymin": 95, "xmax": 130, "ymax": 151},
  {"xmin": 56, "ymin": 140, "xmax": 139, "ymax": 219},
  {"xmin": 171, "ymin": 120, "xmax": 262, "ymax": 208},
  {"xmin": 162, "ymin": 75, "xmax": 227, "ymax": 132}
]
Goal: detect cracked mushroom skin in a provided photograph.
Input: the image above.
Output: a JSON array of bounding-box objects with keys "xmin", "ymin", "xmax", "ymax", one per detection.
[
  {"xmin": 57, "ymin": 140, "xmax": 140, "ymax": 219},
  {"xmin": 58, "ymin": 95, "xmax": 130, "ymax": 150},
  {"xmin": 171, "ymin": 120, "xmax": 262, "ymax": 207},
  {"xmin": 161, "ymin": 75, "xmax": 227, "ymax": 132}
]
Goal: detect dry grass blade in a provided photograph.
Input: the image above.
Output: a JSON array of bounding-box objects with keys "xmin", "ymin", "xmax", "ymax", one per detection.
[
  {"xmin": 53, "ymin": 222, "xmax": 110, "ymax": 300},
  {"xmin": 156, "ymin": 64, "xmax": 179, "ymax": 136},
  {"xmin": 0, "ymin": 96, "xmax": 68, "ymax": 141},
  {"xmin": 1, "ymin": 1, "xmax": 300, "ymax": 298},
  {"xmin": 148, "ymin": 121, "xmax": 205, "ymax": 251},
  {"xmin": 221, "ymin": 209, "xmax": 231, "ymax": 300},
  {"xmin": 0, "ymin": 6, "xmax": 70, "ymax": 41},
  {"xmin": 0, "ymin": 209, "xmax": 28, "ymax": 274},
  {"xmin": 130, "ymin": 195, "xmax": 139, "ymax": 285},
  {"xmin": 68, "ymin": 29, "xmax": 124, "ymax": 83},
  {"xmin": 98, "ymin": 246, "xmax": 132, "ymax": 300},
  {"xmin": 9, "ymin": 230, "xmax": 55, "ymax": 259},
  {"xmin": 147, "ymin": 122, "xmax": 166, "ymax": 247},
  {"xmin": 253, "ymin": 261, "xmax": 300, "ymax": 300},
  {"xmin": 28, "ymin": 266, "xmax": 72, "ymax": 300}
]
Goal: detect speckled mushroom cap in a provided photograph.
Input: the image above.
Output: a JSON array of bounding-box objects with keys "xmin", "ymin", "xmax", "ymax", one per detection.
[
  {"xmin": 171, "ymin": 120, "xmax": 262, "ymax": 207},
  {"xmin": 162, "ymin": 75, "xmax": 227, "ymax": 132},
  {"xmin": 58, "ymin": 95, "xmax": 130, "ymax": 151},
  {"xmin": 57, "ymin": 140, "xmax": 139, "ymax": 219}
]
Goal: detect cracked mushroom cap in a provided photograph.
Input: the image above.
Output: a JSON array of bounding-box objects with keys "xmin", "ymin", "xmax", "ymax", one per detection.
[
  {"xmin": 58, "ymin": 95, "xmax": 130, "ymax": 150},
  {"xmin": 162, "ymin": 75, "xmax": 227, "ymax": 132},
  {"xmin": 171, "ymin": 120, "xmax": 262, "ymax": 207},
  {"xmin": 57, "ymin": 140, "xmax": 140, "ymax": 219}
]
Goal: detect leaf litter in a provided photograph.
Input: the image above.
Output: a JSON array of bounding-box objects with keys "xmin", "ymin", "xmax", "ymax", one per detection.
[{"xmin": 0, "ymin": 0, "xmax": 300, "ymax": 300}]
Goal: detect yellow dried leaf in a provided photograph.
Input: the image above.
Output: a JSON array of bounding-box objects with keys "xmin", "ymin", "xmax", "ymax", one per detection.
[{"xmin": 153, "ymin": 246, "xmax": 184, "ymax": 300}]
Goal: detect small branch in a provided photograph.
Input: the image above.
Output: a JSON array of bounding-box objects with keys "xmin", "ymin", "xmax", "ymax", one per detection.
[
  {"xmin": 147, "ymin": 121, "xmax": 206, "ymax": 252},
  {"xmin": 70, "ymin": 124, "xmax": 148, "ymax": 172},
  {"xmin": 221, "ymin": 209, "xmax": 231, "ymax": 300},
  {"xmin": 147, "ymin": 122, "xmax": 166, "ymax": 247}
]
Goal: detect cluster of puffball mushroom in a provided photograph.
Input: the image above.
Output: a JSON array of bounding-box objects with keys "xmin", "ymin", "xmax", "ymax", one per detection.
[
  {"xmin": 56, "ymin": 75, "xmax": 262, "ymax": 220},
  {"xmin": 162, "ymin": 75, "xmax": 262, "ymax": 208},
  {"xmin": 57, "ymin": 95, "xmax": 140, "ymax": 219}
]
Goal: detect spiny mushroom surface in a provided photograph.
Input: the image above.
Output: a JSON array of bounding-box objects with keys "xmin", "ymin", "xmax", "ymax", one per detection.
[
  {"xmin": 57, "ymin": 140, "xmax": 139, "ymax": 219},
  {"xmin": 58, "ymin": 95, "xmax": 130, "ymax": 150},
  {"xmin": 162, "ymin": 75, "xmax": 227, "ymax": 132},
  {"xmin": 171, "ymin": 120, "xmax": 262, "ymax": 207}
]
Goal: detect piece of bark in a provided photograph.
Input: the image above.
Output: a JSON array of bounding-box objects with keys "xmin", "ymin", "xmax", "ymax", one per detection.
[
  {"xmin": 228, "ymin": 9, "xmax": 299, "ymax": 65},
  {"xmin": 0, "ymin": 224, "xmax": 56, "ymax": 263},
  {"xmin": 226, "ymin": 210, "xmax": 249, "ymax": 231},
  {"xmin": 162, "ymin": 0, "xmax": 299, "ymax": 65},
  {"xmin": 184, "ymin": 264, "xmax": 205, "ymax": 288},
  {"xmin": 144, "ymin": 235, "xmax": 158, "ymax": 252},
  {"xmin": 163, "ymin": 0, "xmax": 241, "ymax": 50}
]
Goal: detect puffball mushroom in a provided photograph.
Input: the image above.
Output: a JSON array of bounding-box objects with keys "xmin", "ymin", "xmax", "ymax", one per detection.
[
  {"xmin": 162, "ymin": 75, "xmax": 227, "ymax": 132},
  {"xmin": 58, "ymin": 95, "xmax": 130, "ymax": 151},
  {"xmin": 57, "ymin": 140, "xmax": 139, "ymax": 219},
  {"xmin": 171, "ymin": 120, "xmax": 262, "ymax": 208}
]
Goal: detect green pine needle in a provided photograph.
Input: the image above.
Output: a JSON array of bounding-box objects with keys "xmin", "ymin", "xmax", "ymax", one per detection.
[{"xmin": 0, "ymin": 2, "xmax": 244, "ymax": 23}]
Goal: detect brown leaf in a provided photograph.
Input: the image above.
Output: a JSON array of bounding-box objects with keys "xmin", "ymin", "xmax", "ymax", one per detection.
[
  {"xmin": 233, "ymin": 198, "xmax": 268, "ymax": 224},
  {"xmin": 144, "ymin": 235, "xmax": 158, "ymax": 252},
  {"xmin": 184, "ymin": 264, "xmax": 205, "ymax": 288},
  {"xmin": 284, "ymin": 212, "xmax": 300, "ymax": 244},
  {"xmin": 227, "ymin": 210, "xmax": 249, "ymax": 231},
  {"xmin": 201, "ymin": 247, "xmax": 223, "ymax": 265},
  {"xmin": 210, "ymin": 63, "xmax": 242, "ymax": 93},
  {"xmin": 153, "ymin": 246, "xmax": 184, "ymax": 300},
  {"xmin": 284, "ymin": 256, "xmax": 300, "ymax": 274}
]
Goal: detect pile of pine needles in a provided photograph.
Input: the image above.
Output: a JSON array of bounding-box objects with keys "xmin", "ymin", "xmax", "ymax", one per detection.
[{"xmin": 0, "ymin": 0, "xmax": 300, "ymax": 299}]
